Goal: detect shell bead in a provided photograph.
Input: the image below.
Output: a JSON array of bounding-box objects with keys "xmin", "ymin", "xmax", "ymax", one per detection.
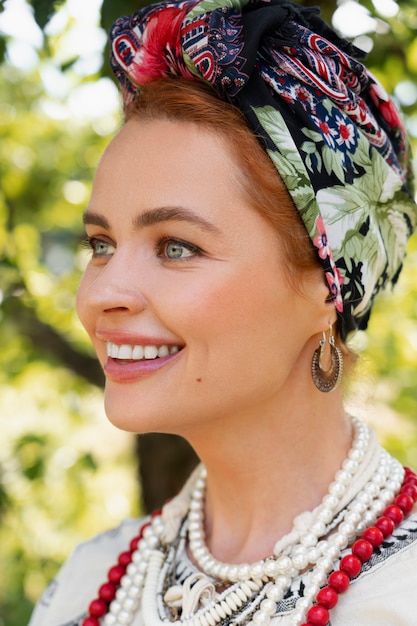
[{"xmin": 80, "ymin": 423, "xmax": 417, "ymax": 626}]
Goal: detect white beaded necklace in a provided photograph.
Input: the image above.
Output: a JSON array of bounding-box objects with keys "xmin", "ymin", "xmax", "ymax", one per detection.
[
  {"xmin": 188, "ymin": 417, "xmax": 370, "ymax": 585},
  {"xmin": 102, "ymin": 418, "xmax": 404, "ymax": 626}
]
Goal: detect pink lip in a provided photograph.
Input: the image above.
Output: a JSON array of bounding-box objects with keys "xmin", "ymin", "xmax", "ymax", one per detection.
[
  {"xmin": 97, "ymin": 329, "xmax": 182, "ymax": 347},
  {"xmin": 104, "ymin": 350, "xmax": 183, "ymax": 383}
]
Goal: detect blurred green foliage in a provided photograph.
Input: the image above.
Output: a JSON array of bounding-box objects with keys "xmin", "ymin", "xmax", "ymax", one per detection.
[
  {"xmin": 0, "ymin": 9, "xmax": 139, "ymax": 623},
  {"xmin": 1, "ymin": 0, "xmax": 417, "ymax": 624}
]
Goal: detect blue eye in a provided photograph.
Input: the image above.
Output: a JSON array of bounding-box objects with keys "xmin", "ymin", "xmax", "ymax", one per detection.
[
  {"xmin": 159, "ymin": 238, "xmax": 201, "ymax": 260},
  {"xmin": 165, "ymin": 241, "xmax": 193, "ymax": 259},
  {"xmin": 84, "ymin": 237, "xmax": 116, "ymax": 257}
]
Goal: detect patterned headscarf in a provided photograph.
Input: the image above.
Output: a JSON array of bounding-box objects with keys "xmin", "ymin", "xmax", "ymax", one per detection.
[{"xmin": 109, "ymin": 0, "xmax": 416, "ymax": 339}]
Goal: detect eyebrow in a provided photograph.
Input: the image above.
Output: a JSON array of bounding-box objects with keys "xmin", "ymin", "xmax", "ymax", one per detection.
[{"xmin": 83, "ymin": 206, "xmax": 220, "ymax": 234}]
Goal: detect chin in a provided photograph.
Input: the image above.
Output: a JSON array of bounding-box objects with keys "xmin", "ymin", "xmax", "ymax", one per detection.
[
  {"xmin": 103, "ymin": 387, "xmax": 176, "ymax": 435},
  {"xmin": 104, "ymin": 400, "xmax": 152, "ymax": 434}
]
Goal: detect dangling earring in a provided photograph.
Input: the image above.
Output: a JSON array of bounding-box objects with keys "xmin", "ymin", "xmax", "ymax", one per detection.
[{"xmin": 311, "ymin": 324, "xmax": 343, "ymax": 393}]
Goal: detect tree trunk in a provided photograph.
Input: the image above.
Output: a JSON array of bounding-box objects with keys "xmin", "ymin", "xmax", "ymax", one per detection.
[{"xmin": 137, "ymin": 433, "xmax": 199, "ymax": 513}]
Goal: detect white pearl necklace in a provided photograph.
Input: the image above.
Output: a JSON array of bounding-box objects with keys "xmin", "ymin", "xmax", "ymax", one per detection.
[
  {"xmin": 101, "ymin": 418, "xmax": 404, "ymax": 626},
  {"xmin": 188, "ymin": 417, "xmax": 370, "ymax": 584}
]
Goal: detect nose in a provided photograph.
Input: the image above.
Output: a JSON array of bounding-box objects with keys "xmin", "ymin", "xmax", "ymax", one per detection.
[{"xmin": 77, "ymin": 251, "xmax": 148, "ymax": 317}]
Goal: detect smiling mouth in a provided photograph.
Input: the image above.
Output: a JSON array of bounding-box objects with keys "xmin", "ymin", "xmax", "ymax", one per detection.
[{"xmin": 106, "ymin": 342, "xmax": 182, "ymax": 361}]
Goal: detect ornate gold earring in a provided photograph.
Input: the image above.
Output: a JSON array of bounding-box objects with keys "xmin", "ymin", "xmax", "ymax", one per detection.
[{"xmin": 311, "ymin": 324, "xmax": 343, "ymax": 393}]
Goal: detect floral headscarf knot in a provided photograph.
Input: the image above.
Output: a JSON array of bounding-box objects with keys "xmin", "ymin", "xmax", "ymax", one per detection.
[{"xmin": 110, "ymin": 0, "xmax": 417, "ymax": 339}]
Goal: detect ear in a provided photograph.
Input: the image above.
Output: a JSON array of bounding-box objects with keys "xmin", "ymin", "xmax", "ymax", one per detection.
[
  {"xmin": 324, "ymin": 291, "xmax": 338, "ymax": 324},
  {"xmin": 303, "ymin": 267, "xmax": 338, "ymax": 335},
  {"xmin": 325, "ymin": 294, "xmax": 338, "ymax": 328}
]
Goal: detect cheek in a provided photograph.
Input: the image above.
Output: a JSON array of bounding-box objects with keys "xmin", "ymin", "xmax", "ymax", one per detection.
[
  {"xmin": 167, "ymin": 273, "xmax": 245, "ymax": 330},
  {"xmin": 165, "ymin": 270, "xmax": 285, "ymax": 352}
]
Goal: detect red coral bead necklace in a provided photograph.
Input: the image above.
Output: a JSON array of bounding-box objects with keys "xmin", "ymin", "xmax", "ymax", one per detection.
[{"xmin": 81, "ymin": 454, "xmax": 417, "ymax": 626}]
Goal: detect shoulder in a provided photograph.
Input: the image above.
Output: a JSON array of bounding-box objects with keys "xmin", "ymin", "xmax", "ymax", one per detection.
[
  {"xmin": 27, "ymin": 517, "xmax": 145, "ymax": 626},
  {"xmin": 331, "ymin": 509, "xmax": 417, "ymax": 625}
]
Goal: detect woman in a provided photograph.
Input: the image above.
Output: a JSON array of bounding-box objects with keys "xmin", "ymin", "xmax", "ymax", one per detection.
[{"xmin": 29, "ymin": 1, "xmax": 417, "ymax": 625}]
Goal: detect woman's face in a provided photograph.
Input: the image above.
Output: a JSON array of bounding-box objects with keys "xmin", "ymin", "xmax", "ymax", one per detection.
[{"xmin": 77, "ymin": 118, "xmax": 329, "ymax": 436}]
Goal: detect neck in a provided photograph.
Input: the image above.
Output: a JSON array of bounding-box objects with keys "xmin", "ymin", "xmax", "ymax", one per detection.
[{"xmin": 184, "ymin": 389, "xmax": 350, "ymax": 565}]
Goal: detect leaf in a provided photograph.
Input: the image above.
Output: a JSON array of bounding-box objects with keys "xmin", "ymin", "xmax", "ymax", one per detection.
[
  {"xmin": 0, "ymin": 31, "xmax": 6, "ymax": 65},
  {"xmin": 30, "ymin": 0, "xmax": 63, "ymax": 30},
  {"xmin": 0, "ymin": 479, "xmax": 11, "ymax": 516},
  {"xmin": 60, "ymin": 57, "xmax": 80, "ymax": 73},
  {"xmin": 15, "ymin": 434, "xmax": 49, "ymax": 481},
  {"xmin": 321, "ymin": 144, "xmax": 346, "ymax": 181},
  {"xmin": 76, "ymin": 452, "xmax": 98, "ymax": 472},
  {"xmin": 301, "ymin": 140, "xmax": 319, "ymax": 155}
]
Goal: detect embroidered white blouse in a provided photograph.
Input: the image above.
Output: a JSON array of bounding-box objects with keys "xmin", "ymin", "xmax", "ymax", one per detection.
[{"xmin": 28, "ymin": 437, "xmax": 417, "ymax": 626}]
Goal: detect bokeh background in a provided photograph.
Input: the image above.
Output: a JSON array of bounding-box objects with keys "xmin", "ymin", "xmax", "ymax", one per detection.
[{"xmin": 1, "ymin": 0, "xmax": 417, "ymax": 623}]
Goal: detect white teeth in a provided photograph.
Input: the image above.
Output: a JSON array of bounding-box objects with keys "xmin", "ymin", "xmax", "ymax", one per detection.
[
  {"xmin": 158, "ymin": 345, "xmax": 169, "ymax": 357},
  {"xmin": 118, "ymin": 344, "xmax": 132, "ymax": 359},
  {"xmin": 144, "ymin": 345, "xmax": 158, "ymax": 359},
  {"xmin": 106, "ymin": 342, "xmax": 180, "ymax": 361},
  {"xmin": 132, "ymin": 345, "xmax": 144, "ymax": 359}
]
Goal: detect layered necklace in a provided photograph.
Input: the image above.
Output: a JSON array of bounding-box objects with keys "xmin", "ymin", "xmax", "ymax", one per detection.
[{"xmin": 81, "ymin": 418, "xmax": 417, "ymax": 626}]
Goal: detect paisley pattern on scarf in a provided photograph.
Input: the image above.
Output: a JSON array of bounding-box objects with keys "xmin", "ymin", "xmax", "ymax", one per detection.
[{"xmin": 110, "ymin": 0, "xmax": 416, "ymax": 338}]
